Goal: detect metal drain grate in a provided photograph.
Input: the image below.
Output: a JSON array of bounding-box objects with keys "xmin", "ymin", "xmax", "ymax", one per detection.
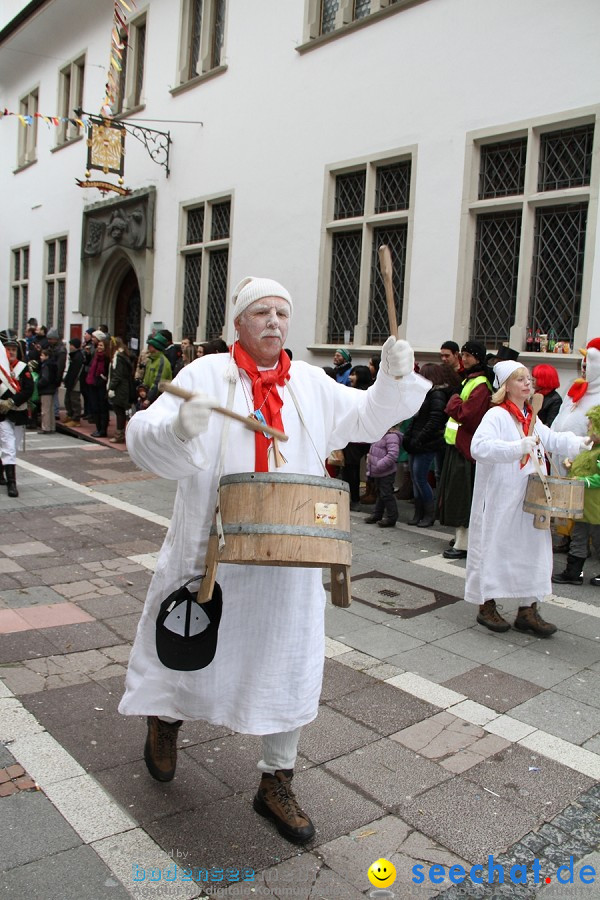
[{"xmin": 378, "ymin": 589, "xmax": 400, "ymax": 598}]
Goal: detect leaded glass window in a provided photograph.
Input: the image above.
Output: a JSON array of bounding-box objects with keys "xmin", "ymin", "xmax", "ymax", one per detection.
[
  {"xmin": 183, "ymin": 254, "xmax": 202, "ymax": 338},
  {"xmin": 134, "ymin": 23, "xmax": 146, "ymax": 105},
  {"xmin": 334, "ymin": 171, "xmax": 365, "ymax": 219},
  {"xmin": 12, "ymin": 247, "xmax": 30, "ymax": 336},
  {"xmin": 46, "ymin": 282, "xmax": 55, "ymax": 326},
  {"xmin": 47, "ymin": 242, "xmax": 56, "ymax": 276},
  {"xmin": 187, "ymin": 206, "xmax": 205, "ymax": 244},
  {"xmin": 479, "ymin": 138, "xmax": 527, "ymax": 199},
  {"xmin": 528, "ymin": 203, "xmax": 587, "ymax": 343},
  {"xmin": 375, "ymin": 161, "xmax": 411, "ymax": 212},
  {"xmin": 181, "ymin": 197, "xmax": 232, "ymax": 340},
  {"xmin": 354, "ymin": 0, "xmax": 371, "ymax": 19},
  {"xmin": 212, "ymin": 0, "xmax": 226, "ymax": 67},
  {"xmin": 327, "ymin": 232, "xmax": 362, "ymax": 343},
  {"xmin": 184, "ymin": 0, "xmax": 227, "ymax": 81},
  {"xmin": 470, "ymin": 211, "xmax": 521, "ymax": 346},
  {"xmin": 45, "ymin": 238, "xmax": 67, "ymax": 331},
  {"xmin": 211, "ymin": 200, "xmax": 230, "ymax": 240},
  {"xmin": 206, "ymin": 249, "xmax": 228, "ymax": 338},
  {"xmin": 368, "ymin": 225, "xmax": 407, "ymax": 343},
  {"xmin": 538, "ymin": 124, "xmax": 594, "ymax": 192},
  {"xmin": 189, "ymin": 0, "xmax": 203, "ymax": 78},
  {"xmin": 57, "ymin": 281, "xmax": 66, "ymax": 337},
  {"xmin": 59, "ymin": 238, "xmax": 67, "ymax": 273},
  {"xmin": 321, "ymin": 0, "xmax": 339, "ymax": 34}
]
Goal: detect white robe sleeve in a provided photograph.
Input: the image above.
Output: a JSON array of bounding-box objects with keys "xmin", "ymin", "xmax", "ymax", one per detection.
[
  {"xmin": 471, "ymin": 408, "xmax": 583, "ymax": 466},
  {"xmin": 471, "ymin": 409, "xmax": 525, "ymax": 463}
]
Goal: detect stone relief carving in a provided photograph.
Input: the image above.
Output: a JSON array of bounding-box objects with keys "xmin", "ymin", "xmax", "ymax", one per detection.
[{"xmin": 84, "ymin": 204, "xmax": 147, "ymax": 257}]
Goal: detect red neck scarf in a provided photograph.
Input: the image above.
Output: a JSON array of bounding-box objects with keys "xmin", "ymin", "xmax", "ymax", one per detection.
[
  {"xmin": 499, "ymin": 398, "xmax": 532, "ymax": 435},
  {"xmin": 233, "ymin": 341, "xmax": 291, "ymax": 472}
]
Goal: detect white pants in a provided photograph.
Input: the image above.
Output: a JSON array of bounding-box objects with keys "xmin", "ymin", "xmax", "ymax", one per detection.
[
  {"xmin": 159, "ymin": 719, "xmax": 302, "ymax": 773},
  {"xmin": 0, "ymin": 420, "xmax": 24, "ymax": 465}
]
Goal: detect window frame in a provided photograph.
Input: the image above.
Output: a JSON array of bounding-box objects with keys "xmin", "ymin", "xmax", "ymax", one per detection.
[
  {"xmin": 44, "ymin": 235, "xmax": 68, "ymax": 336},
  {"xmin": 16, "ymin": 87, "xmax": 39, "ymax": 169},
  {"xmin": 11, "ymin": 245, "xmax": 30, "ymax": 336},
  {"xmin": 315, "ymin": 146, "xmax": 417, "ymax": 349},
  {"xmin": 456, "ymin": 106, "xmax": 600, "ymax": 353},
  {"xmin": 56, "ymin": 55, "xmax": 85, "ymax": 146},
  {"xmin": 176, "ymin": 193, "xmax": 233, "ymax": 341},
  {"xmin": 174, "ymin": 0, "xmax": 228, "ymax": 92},
  {"xmin": 113, "ymin": 12, "xmax": 147, "ymax": 115},
  {"xmin": 300, "ymin": 0, "xmax": 426, "ymax": 50}
]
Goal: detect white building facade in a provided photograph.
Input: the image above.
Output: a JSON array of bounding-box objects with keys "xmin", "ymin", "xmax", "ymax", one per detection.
[{"xmin": 1, "ymin": 0, "xmax": 599, "ymax": 377}]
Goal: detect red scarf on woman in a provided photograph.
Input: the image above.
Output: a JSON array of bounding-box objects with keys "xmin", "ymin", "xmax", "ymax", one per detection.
[
  {"xmin": 500, "ymin": 399, "xmax": 533, "ymax": 467},
  {"xmin": 499, "ymin": 398, "xmax": 532, "ymax": 435},
  {"xmin": 233, "ymin": 341, "xmax": 291, "ymax": 472}
]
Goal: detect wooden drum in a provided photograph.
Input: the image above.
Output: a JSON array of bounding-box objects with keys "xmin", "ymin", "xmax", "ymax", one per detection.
[
  {"xmin": 198, "ymin": 473, "xmax": 352, "ymax": 607},
  {"xmin": 522, "ymin": 474, "xmax": 584, "ymax": 530}
]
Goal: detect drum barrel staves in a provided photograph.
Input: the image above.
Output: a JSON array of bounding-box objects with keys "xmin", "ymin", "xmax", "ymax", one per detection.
[
  {"xmin": 199, "ymin": 472, "xmax": 352, "ymax": 606},
  {"xmin": 523, "ymin": 474, "xmax": 584, "ymax": 530}
]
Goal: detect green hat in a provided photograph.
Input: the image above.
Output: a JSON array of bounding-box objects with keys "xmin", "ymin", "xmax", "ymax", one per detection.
[
  {"xmin": 148, "ymin": 333, "xmax": 168, "ymax": 352},
  {"xmin": 336, "ymin": 348, "xmax": 351, "ymax": 362}
]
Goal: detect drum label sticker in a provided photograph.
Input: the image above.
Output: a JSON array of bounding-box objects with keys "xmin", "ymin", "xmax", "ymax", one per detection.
[{"xmin": 315, "ymin": 503, "xmax": 338, "ymax": 525}]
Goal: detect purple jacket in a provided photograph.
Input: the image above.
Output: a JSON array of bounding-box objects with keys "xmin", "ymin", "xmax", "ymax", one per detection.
[{"xmin": 366, "ymin": 430, "xmax": 400, "ymax": 478}]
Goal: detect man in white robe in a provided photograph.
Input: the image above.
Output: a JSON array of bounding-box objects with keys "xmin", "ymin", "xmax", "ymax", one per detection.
[{"xmin": 120, "ymin": 276, "xmax": 429, "ymax": 843}]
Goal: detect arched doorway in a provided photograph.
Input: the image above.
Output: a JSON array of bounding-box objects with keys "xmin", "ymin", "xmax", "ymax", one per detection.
[{"xmin": 114, "ymin": 267, "xmax": 141, "ymax": 355}]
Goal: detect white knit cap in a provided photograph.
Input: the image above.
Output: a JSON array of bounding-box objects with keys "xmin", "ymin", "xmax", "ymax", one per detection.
[
  {"xmin": 493, "ymin": 360, "xmax": 525, "ymax": 389},
  {"xmin": 231, "ymin": 276, "xmax": 293, "ymax": 321}
]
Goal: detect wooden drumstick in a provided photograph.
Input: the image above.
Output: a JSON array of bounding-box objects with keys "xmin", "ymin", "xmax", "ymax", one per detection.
[
  {"xmin": 158, "ymin": 381, "xmax": 289, "ymax": 442},
  {"xmin": 521, "ymin": 392, "xmax": 543, "ymax": 464},
  {"xmin": 378, "ymin": 244, "xmax": 398, "ymax": 336}
]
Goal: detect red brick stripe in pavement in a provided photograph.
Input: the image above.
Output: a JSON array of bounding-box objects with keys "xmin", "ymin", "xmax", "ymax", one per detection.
[{"xmin": 0, "ymin": 764, "xmax": 38, "ymax": 797}]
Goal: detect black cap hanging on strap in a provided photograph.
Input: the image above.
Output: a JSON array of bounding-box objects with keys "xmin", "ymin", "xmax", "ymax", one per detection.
[{"xmin": 155, "ymin": 576, "xmax": 222, "ymax": 671}]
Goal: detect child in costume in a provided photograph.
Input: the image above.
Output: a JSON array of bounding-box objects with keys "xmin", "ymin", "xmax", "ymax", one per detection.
[{"xmin": 568, "ymin": 404, "xmax": 600, "ymax": 586}]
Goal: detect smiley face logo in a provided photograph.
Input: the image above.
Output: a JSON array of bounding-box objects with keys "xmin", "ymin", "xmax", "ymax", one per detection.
[{"xmin": 367, "ymin": 858, "xmax": 396, "ymax": 888}]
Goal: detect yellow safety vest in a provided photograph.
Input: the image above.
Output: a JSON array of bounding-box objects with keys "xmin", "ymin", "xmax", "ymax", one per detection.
[{"xmin": 444, "ymin": 375, "xmax": 491, "ymax": 445}]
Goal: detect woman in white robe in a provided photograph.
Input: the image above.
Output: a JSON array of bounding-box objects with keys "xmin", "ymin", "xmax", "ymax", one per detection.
[{"xmin": 465, "ymin": 361, "xmax": 587, "ymax": 636}]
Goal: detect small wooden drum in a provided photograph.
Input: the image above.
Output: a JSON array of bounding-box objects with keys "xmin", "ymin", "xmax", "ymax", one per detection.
[
  {"xmin": 523, "ymin": 474, "xmax": 584, "ymax": 530},
  {"xmin": 198, "ymin": 473, "xmax": 352, "ymax": 607}
]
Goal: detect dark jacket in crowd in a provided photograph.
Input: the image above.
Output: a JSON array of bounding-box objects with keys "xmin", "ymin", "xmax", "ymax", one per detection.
[
  {"xmin": 50, "ymin": 342, "xmax": 67, "ymax": 383},
  {"xmin": 38, "ymin": 357, "xmax": 59, "ymax": 395},
  {"xmin": 403, "ymin": 385, "xmax": 456, "ymax": 454},
  {"xmin": 108, "ymin": 350, "xmax": 134, "ymax": 409},
  {"xmin": 63, "ymin": 348, "xmax": 85, "ymax": 391},
  {"xmin": 538, "ymin": 389, "xmax": 562, "ymax": 427}
]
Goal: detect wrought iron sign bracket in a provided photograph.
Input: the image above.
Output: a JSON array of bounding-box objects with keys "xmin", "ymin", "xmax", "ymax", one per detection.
[{"xmin": 77, "ymin": 110, "xmax": 172, "ymax": 177}]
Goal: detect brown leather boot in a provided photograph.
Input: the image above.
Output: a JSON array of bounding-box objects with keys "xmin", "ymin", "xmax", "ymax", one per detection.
[
  {"xmin": 253, "ymin": 769, "xmax": 315, "ymax": 843},
  {"xmin": 476, "ymin": 599, "xmax": 510, "ymax": 633},
  {"xmin": 144, "ymin": 716, "xmax": 183, "ymax": 782},
  {"xmin": 514, "ymin": 603, "xmax": 557, "ymax": 637}
]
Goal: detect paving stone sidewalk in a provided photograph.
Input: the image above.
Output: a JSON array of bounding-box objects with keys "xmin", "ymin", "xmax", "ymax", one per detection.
[{"xmin": 1, "ymin": 434, "xmax": 599, "ymax": 899}]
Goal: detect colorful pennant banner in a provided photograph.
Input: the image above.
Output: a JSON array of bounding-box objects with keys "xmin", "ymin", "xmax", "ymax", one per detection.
[
  {"xmin": 101, "ymin": 0, "xmax": 138, "ymax": 117},
  {"xmin": 0, "ymin": 108, "xmax": 92, "ymax": 128}
]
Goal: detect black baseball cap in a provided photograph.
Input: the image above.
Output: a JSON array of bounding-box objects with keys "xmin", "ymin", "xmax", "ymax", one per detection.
[{"xmin": 155, "ymin": 578, "xmax": 222, "ymax": 671}]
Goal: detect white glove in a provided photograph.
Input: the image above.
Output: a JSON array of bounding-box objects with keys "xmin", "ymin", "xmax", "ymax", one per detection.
[
  {"xmin": 579, "ymin": 436, "xmax": 594, "ymax": 452},
  {"xmin": 519, "ymin": 436, "xmax": 538, "ymax": 455},
  {"xmin": 380, "ymin": 336, "xmax": 414, "ymax": 379},
  {"xmin": 0, "ymin": 398, "xmax": 15, "ymax": 414},
  {"xmin": 108, "ymin": 390, "xmax": 115, "ymax": 400},
  {"xmin": 173, "ymin": 392, "xmax": 217, "ymax": 441}
]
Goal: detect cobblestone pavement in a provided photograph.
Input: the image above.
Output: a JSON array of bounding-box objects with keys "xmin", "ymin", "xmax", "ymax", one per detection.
[{"xmin": 1, "ymin": 431, "xmax": 599, "ymax": 899}]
